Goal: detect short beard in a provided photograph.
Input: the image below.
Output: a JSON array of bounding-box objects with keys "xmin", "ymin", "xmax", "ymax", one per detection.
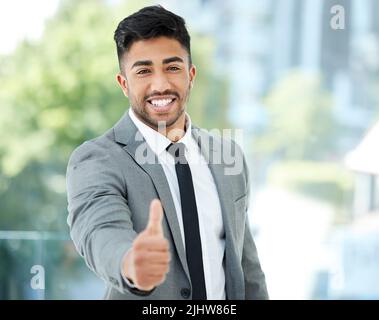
[{"xmin": 129, "ymin": 84, "xmax": 191, "ymax": 131}]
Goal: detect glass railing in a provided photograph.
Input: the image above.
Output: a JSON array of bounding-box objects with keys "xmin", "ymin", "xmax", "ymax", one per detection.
[{"xmin": 0, "ymin": 231, "xmax": 104, "ymax": 300}]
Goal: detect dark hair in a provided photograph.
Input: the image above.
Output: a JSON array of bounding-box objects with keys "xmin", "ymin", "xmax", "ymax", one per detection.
[{"xmin": 114, "ymin": 5, "xmax": 192, "ymax": 71}]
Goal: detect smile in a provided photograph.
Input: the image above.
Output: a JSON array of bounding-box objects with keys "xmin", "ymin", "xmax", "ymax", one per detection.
[{"xmin": 146, "ymin": 97, "xmax": 177, "ymax": 112}]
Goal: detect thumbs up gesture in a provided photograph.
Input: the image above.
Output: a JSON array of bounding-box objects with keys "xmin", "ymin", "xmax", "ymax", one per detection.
[{"xmin": 122, "ymin": 199, "xmax": 171, "ymax": 291}]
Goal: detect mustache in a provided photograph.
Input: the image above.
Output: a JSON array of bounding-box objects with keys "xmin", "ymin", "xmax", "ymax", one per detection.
[{"xmin": 144, "ymin": 90, "xmax": 180, "ymax": 101}]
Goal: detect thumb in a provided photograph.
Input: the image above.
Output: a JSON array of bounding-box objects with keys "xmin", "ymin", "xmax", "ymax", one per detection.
[{"xmin": 146, "ymin": 199, "xmax": 164, "ymax": 236}]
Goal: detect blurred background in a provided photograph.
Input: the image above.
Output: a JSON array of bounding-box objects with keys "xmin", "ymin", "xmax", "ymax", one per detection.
[{"xmin": 1, "ymin": 0, "xmax": 378, "ymax": 299}]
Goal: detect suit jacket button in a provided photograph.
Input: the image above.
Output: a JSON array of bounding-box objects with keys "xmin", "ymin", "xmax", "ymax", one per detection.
[{"xmin": 181, "ymin": 288, "xmax": 191, "ymax": 299}]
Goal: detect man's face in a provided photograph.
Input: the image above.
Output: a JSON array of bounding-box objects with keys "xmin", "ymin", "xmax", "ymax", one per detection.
[{"xmin": 116, "ymin": 36, "xmax": 196, "ymax": 131}]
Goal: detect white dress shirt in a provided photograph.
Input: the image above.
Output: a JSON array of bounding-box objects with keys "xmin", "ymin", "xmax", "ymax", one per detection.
[{"xmin": 129, "ymin": 108, "xmax": 226, "ymax": 300}]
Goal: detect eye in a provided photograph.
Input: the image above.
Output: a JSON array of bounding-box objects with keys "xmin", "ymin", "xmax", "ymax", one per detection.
[
  {"xmin": 168, "ymin": 66, "xmax": 180, "ymax": 71},
  {"xmin": 136, "ymin": 69, "xmax": 151, "ymax": 75}
]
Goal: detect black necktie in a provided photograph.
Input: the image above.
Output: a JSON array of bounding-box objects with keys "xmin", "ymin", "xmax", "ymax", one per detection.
[{"xmin": 166, "ymin": 142, "xmax": 207, "ymax": 300}]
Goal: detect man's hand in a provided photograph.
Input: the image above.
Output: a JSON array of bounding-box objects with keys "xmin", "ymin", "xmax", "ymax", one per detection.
[{"xmin": 122, "ymin": 199, "xmax": 171, "ymax": 291}]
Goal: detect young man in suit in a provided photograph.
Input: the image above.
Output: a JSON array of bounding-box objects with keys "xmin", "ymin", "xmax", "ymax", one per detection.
[{"xmin": 66, "ymin": 5, "xmax": 268, "ymax": 300}]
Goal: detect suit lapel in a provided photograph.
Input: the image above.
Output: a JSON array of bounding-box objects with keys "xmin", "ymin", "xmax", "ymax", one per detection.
[
  {"xmin": 113, "ymin": 112, "xmax": 190, "ymax": 280},
  {"xmin": 191, "ymin": 127, "xmax": 236, "ymax": 241}
]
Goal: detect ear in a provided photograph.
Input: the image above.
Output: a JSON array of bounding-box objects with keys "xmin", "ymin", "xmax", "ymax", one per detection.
[
  {"xmin": 116, "ymin": 73, "xmax": 129, "ymax": 97},
  {"xmin": 189, "ymin": 64, "xmax": 196, "ymax": 88}
]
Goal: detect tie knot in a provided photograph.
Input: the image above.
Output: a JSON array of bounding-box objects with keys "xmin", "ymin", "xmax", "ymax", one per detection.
[{"xmin": 166, "ymin": 142, "xmax": 187, "ymax": 163}]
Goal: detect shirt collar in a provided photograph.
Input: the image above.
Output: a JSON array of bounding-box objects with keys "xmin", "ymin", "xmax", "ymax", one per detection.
[{"xmin": 128, "ymin": 108, "xmax": 193, "ymax": 156}]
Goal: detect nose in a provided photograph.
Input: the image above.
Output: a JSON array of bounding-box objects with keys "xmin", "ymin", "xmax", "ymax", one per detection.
[{"xmin": 149, "ymin": 71, "xmax": 171, "ymax": 93}]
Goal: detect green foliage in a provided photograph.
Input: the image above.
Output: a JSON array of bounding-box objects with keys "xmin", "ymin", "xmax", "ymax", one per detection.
[
  {"xmin": 255, "ymin": 71, "xmax": 337, "ymax": 161},
  {"xmin": 0, "ymin": 238, "xmax": 98, "ymax": 299},
  {"xmin": 187, "ymin": 35, "xmax": 231, "ymax": 129},
  {"xmin": 254, "ymin": 71, "xmax": 352, "ymax": 223},
  {"xmin": 0, "ymin": 0, "xmax": 122, "ymax": 177}
]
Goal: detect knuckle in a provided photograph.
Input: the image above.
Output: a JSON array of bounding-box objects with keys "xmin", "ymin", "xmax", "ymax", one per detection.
[
  {"xmin": 160, "ymin": 239, "xmax": 169, "ymax": 249},
  {"xmin": 134, "ymin": 236, "xmax": 150, "ymax": 251},
  {"xmin": 133, "ymin": 240, "xmax": 143, "ymax": 251},
  {"xmin": 134, "ymin": 253, "xmax": 144, "ymax": 266},
  {"xmin": 135, "ymin": 271, "xmax": 148, "ymax": 285},
  {"xmin": 138, "ymin": 279, "xmax": 149, "ymax": 288},
  {"xmin": 134, "ymin": 270, "xmax": 143, "ymax": 283}
]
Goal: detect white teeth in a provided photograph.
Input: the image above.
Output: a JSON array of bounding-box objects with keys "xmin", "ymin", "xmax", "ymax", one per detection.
[{"xmin": 150, "ymin": 98, "xmax": 173, "ymax": 107}]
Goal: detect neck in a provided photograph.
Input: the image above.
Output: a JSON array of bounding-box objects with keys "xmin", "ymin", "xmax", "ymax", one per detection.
[
  {"xmin": 131, "ymin": 108, "xmax": 187, "ymax": 142},
  {"xmin": 159, "ymin": 115, "xmax": 186, "ymax": 142}
]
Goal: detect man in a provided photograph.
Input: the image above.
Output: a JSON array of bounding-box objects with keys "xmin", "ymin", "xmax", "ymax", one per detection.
[{"xmin": 66, "ymin": 5, "xmax": 268, "ymax": 300}]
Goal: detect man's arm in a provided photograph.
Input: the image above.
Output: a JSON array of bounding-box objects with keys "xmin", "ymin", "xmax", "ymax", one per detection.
[
  {"xmin": 66, "ymin": 141, "xmax": 147, "ymax": 295},
  {"xmin": 241, "ymin": 154, "xmax": 269, "ymax": 300}
]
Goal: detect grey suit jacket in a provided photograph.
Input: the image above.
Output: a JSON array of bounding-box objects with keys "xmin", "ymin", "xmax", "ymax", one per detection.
[{"xmin": 66, "ymin": 111, "xmax": 268, "ymax": 300}]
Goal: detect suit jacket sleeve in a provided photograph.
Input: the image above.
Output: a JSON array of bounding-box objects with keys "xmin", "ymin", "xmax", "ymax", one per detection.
[
  {"xmin": 241, "ymin": 154, "xmax": 269, "ymax": 300},
  {"xmin": 66, "ymin": 140, "xmax": 152, "ymax": 296}
]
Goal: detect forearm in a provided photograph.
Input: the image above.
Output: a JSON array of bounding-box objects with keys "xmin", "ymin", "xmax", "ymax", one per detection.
[
  {"xmin": 68, "ymin": 194, "xmax": 136, "ymax": 293},
  {"xmin": 66, "ymin": 141, "xmax": 137, "ymax": 294}
]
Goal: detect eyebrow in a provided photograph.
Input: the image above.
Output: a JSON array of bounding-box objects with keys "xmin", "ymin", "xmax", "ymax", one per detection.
[
  {"xmin": 131, "ymin": 56, "xmax": 184, "ymax": 69},
  {"xmin": 162, "ymin": 56, "xmax": 184, "ymax": 64},
  {"xmin": 131, "ymin": 60, "xmax": 153, "ymax": 69}
]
